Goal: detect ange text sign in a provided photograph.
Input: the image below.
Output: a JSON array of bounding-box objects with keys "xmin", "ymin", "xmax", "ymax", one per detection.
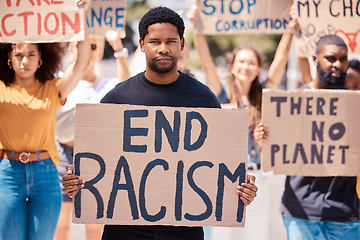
[
  {"xmin": 261, "ymin": 89, "xmax": 360, "ymax": 176},
  {"xmin": 194, "ymin": 0, "xmax": 293, "ymax": 35},
  {"xmin": 73, "ymin": 104, "xmax": 249, "ymax": 227},
  {"xmin": 0, "ymin": 0, "xmax": 84, "ymax": 43},
  {"xmin": 86, "ymin": 0, "xmax": 126, "ymax": 38}
]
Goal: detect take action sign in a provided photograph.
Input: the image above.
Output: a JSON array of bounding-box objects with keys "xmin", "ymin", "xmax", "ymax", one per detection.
[
  {"xmin": 73, "ymin": 104, "xmax": 249, "ymax": 227},
  {"xmin": 0, "ymin": 0, "xmax": 84, "ymax": 43},
  {"xmin": 261, "ymin": 89, "xmax": 360, "ymax": 176}
]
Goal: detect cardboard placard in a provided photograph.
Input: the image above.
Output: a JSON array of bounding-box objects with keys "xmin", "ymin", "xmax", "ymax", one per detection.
[
  {"xmin": 73, "ymin": 104, "xmax": 249, "ymax": 227},
  {"xmin": 0, "ymin": 0, "xmax": 84, "ymax": 43},
  {"xmin": 294, "ymin": 0, "xmax": 360, "ymax": 57},
  {"xmin": 261, "ymin": 89, "xmax": 360, "ymax": 176},
  {"xmin": 86, "ymin": 0, "xmax": 126, "ymax": 38},
  {"xmin": 194, "ymin": 0, "xmax": 293, "ymax": 35}
]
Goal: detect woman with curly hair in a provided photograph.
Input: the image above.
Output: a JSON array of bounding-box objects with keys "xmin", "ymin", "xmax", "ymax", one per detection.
[{"xmin": 0, "ymin": 1, "xmax": 91, "ymax": 239}]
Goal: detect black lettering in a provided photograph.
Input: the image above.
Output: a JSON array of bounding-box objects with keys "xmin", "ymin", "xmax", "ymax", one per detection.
[
  {"xmin": 328, "ymin": 122, "xmax": 345, "ymax": 141},
  {"xmin": 311, "ymin": 144, "xmax": 324, "ymax": 164},
  {"xmin": 292, "ymin": 143, "xmax": 308, "ymax": 164},
  {"xmin": 271, "ymin": 96, "xmax": 287, "ymax": 117},
  {"xmin": 290, "ymin": 97, "xmax": 302, "ymax": 115},
  {"xmin": 312, "ymin": 121, "xmax": 324, "ymax": 142}
]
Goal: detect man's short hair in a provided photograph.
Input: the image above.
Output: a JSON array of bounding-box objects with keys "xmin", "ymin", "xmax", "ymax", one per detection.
[
  {"xmin": 348, "ymin": 59, "xmax": 360, "ymax": 74},
  {"xmin": 315, "ymin": 34, "xmax": 348, "ymax": 54},
  {"xmin": 138, "ymin": 6, "xmax": 185, "ymax": 40}
]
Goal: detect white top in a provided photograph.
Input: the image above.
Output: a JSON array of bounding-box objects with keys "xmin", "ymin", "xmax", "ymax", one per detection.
[{"xmin": 55, "ymin": 77, "xmax": 119, "ymax": 143}]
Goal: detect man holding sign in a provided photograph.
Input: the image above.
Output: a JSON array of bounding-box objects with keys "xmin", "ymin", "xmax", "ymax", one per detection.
[
  {"xmin": 63, "ymin": 6, "xmax": 258, "ymax": 240},
  {"xmin": 255, "ymin": 35, "xmax": 360, "ymax": 239}
]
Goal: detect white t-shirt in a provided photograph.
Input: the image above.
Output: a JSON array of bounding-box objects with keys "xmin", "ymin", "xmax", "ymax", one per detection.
[{"xmin": 55, "ymin": 77, "xmax": 119, "ymax": 143}]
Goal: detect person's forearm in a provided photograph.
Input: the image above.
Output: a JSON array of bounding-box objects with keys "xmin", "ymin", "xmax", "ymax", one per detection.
[
  {"xmin": 115, "ymin": 56, "xmax": 131, "ymax": 82},
  {"xmin": 266, "ymin": 33, "xmax": 294, "ymax": 89},
  {"xmin": 194, "ymin": 33, "xmax": 222, "ymax": 97},
  {"xmin": 57, "ymin": 8, "xmax": 91, "ymax": 101},
  {"xmin": 297, "ymin": 57, "xmax": 312, "ymax": 84}
]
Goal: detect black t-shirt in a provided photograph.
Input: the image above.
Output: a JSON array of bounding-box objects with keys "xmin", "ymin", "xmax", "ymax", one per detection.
[
  {"xmin": 281, "ymin": 84, "xmax": 359, "ymax": 222},
  {"xmin": 101, "ymin": 71, "xmax": 221, "ymax": 109},
  {"xmin": 100, "ymin": 71, "xmax": 220, "ymax": 240}
]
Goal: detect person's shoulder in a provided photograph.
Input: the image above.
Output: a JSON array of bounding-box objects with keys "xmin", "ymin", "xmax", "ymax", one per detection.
[
  {"xmin": 107, "ymin": 74, "xmax": 138, "ymax": 90},
  {"xmin": 298, "ymin": 83, "xmax": 310, "ymax": 90},
  {"xmin": 181, "ymin": 72, "xmax": 211, "ymax": 91},
  {"xmin": 181, "ymin": 72, "xmax": 221, "ymax": 108},
  {"xmin": 44, "ymin": 77, "xmax": 59, "ymax": 89},
  {"xmin": 98, "ymin": 77, "xmax": 119, "ymax": 85},
  {"xmin": 100, "ymin": 73, "xmax": 142, "ymax": 103}
]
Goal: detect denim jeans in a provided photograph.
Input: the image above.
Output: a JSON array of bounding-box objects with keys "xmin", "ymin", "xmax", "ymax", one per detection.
[
  {"xmin": 56, "ymin": 141, "xmax": 74, "ymax": 202},
  {"xmin": 283, "ymin": 215, "xmax": 360, "ymax": 240},
  {"xmin": 0, "ymin": 158, "xmax": 62, "ymax": 240}
]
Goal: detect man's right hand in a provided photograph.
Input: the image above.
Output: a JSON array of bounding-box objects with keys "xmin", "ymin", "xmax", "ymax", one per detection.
[{"xmin": 62, "ymin": 164, "xmax": 85, "ymax": 198}]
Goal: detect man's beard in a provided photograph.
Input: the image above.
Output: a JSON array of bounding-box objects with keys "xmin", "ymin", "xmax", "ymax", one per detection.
[
  {"xmin": 148, "ymin": 55, "xmax": 177, "ymax": 74},
  {"xmin": 317, "ymin": 64, "xmax": 346, "ymax": 89}
]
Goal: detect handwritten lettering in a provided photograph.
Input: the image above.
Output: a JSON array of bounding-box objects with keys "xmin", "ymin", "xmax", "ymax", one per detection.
[
  {"xmin": 0, "ymin": 11, "xmax": 80, "ymax": 37},
  {"xmin": 6, "ymin": 0, "xmax": 63, "ymax": 7},
  {"xmin": 270, "ymin": 96, "xmax": 339, "ymax": 117},
  {"xmin": 74, "ymin": 154, "xmax": 246, "ymax": 223}
]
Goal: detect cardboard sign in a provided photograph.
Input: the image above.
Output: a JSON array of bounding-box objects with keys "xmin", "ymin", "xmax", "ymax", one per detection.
[
  {"xmin": 261, "ymin": 89, "xmax": 360, "ymax": 176},
  {"xmin": 73, "ymin": 104, "xmax": 249, "ymax": 227},
  {"xmin": 0, "ymin": 0, "xmax": 84, "ymax": 43},
  {"xmin": 86, "ymin": 0, "xmax": 126, "ymax": 38},
  {"xmin": 294, "ymin": 0, "xmax": 360, "ymax": 57},
  {"xmin": 194, "ymin": 0, "xmax": 293, "ymax": 35}
]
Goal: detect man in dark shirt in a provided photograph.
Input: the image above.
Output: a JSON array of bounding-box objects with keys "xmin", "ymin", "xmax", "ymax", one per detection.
[
  {"xmin": 63, "ymin": 6, "xmax": 258, "ymax": 240},
  {"xmin": 255, "ymin": 35, "xmax": 360, "ymax": 239}
]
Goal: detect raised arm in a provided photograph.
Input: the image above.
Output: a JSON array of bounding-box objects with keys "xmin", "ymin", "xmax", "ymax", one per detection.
[
  {"xmin": 265, "ymin": 17, "xmax": 299, "ymax": 89},
  {"xmin": 297, "ymin": 57, "xmax": 313, "ymax": 84},
  {"xmin": 105, "ymin": 30, "xmax": 131, "ymax": 82},
  {"xmin": 57, "ymin": 0, "xmax": 91, "ymax": 102},
  {"xmin": 187, "ymin": 5, "xmax": 223, "ymax": 97}
]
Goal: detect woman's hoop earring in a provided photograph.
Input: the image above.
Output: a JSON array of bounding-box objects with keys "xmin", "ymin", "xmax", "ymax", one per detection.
[
  {"xmin": 38, "ymin": 59, "xmax": 42, "ymax": 69},
  {"xmin": 7, "ymin": 59, "xmax": 12, "ymax": 69}
]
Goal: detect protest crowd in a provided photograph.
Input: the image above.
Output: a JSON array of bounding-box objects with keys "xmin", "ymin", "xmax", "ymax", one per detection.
[{"xmin": 0, "ymin": 0, "xmax": 359, "ymax": 240}]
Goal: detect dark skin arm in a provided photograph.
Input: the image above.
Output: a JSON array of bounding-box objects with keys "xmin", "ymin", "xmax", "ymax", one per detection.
[{"xmin": 63, "ymin": 165, "xmax": 258, "ymax": 206}]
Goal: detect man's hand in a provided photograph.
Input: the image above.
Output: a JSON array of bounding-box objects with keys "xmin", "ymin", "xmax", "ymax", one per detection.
[
  {"xmin": 236, "ymin": 175, "xmax": 258, "ymax": 206},
  {"xmin": 62, "ymin": 165, "xmax": 85, "ymax": 198}
]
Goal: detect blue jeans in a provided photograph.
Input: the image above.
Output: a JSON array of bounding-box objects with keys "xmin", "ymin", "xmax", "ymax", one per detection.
[
  {"xmin": 0, "ymin": 158, "xmax": 62, "ymax": 240},
  {"xmin": 56, "ymin": 142, "xmax": 74, "ymax": 202},
  {"xmin": 283, "ymin": 215, "xmax": 360, "ymax": 240}
]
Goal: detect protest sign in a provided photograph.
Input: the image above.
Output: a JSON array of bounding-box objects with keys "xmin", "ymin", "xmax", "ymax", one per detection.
[
  {"xmin": 194, "ymin": 0, "xmax": 293, "ymax": 35},
  {"xmin": 86, "ymin": 0, "xmax": 126, "ymax": 37},
  {"xmin": 0, "ymin": 0, "xmax": 84, "ymax": 43},
  {"xmin": 261, "ymin": 89, "xmax": 360, "ymax": 176},
  {"xmin": 73, "ymin": 104, "xmax": 249, "ymax": 227},
  {"xmin": 294, "ymin": 0, "xmax": 360, "ymax": 57}
]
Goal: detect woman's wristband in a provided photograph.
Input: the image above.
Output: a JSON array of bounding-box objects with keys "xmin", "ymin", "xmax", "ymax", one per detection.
[{"xmin": 114, "ymin": 48, "xmax": 129, "ymax": 58}]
